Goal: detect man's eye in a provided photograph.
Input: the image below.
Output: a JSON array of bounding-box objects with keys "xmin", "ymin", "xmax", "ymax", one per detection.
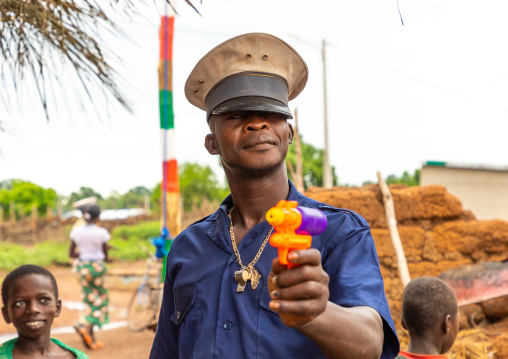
[
  {"xmin": 14, "ymin": 301, "xmax": 24, "ymax": 307},
  {"xmin": 227, "ymin": 114, "xmax": 242, "ymax": 120},
  {"xmin": 266, "ymin": 113, "xmax": 285, "ymax": 120},
  {"xmin": 40, "ymin": 298, "xmax": 50, "ymax": 303}
]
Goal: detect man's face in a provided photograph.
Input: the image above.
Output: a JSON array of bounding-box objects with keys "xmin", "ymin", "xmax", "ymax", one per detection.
[
  {"xmin": 2, "ymin": 274, "xmax": 61, "ymax": 339},
  {"xmin": 206, "ymin": 111, "xmax": 293, "ymax": 175}
]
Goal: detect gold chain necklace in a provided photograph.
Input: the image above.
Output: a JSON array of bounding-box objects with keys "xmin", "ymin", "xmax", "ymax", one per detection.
[{"xmin": 228, "ymin": 207, "xmax": 274, "ymax": 293}]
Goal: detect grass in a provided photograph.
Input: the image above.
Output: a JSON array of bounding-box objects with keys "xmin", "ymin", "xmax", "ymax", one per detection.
[
  {"xmin": 109, "ymin": 221, "xmax": 162, "ymax": 261},
  {"xmin": 0, "ymin": 221, "xmax": 164, "ymax": 271},
  {"xmin": 0, "ymin": 241, "xmax": 69, "ymax": 270}
]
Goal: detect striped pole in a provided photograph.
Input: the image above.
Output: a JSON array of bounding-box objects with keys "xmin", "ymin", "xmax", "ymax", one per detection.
[{"xmin": 159, "ymin": 12, "xmax": 181, "ymax": 239}]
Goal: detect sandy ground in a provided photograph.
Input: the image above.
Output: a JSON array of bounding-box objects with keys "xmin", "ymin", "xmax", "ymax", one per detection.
[{"xmin": 0, "ymin": 262, "xmax": 156, "ymax": 358}]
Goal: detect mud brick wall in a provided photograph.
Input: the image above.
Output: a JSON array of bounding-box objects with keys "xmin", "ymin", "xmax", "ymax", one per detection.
[{"xmin": 305, "ymin": 184, "xmax": 508, "ymax": 328}]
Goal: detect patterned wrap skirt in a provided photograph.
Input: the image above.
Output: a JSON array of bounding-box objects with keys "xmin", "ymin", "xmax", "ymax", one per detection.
[{"xmin": 77, "ymin": 260, "xmax": 109, "ymax": 327}]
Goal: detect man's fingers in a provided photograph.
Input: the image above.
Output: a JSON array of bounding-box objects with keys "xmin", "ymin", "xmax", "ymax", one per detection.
[
  {"xmin": 287, "ymin": 248, "xmax": 321, "ymax": 266},
  {"xmin": 269, "ymin": 298, "xmax": 328, "ymax": 317},
  {"xmin": 271, "ymin": 263, "xmax": 329, "ymax": 288},
  {"xmin": 270, "ymin": 281, "xmax": 326, "ymax": 301},
  {"xmin": 271, "ymin": 257, "xmax": 287, "ymax": 276}
]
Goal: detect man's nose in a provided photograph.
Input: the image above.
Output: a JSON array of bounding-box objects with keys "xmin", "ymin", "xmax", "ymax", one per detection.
[{"xmin": 245, "ymin": 114, "xmax": 269, "ymax": 131}]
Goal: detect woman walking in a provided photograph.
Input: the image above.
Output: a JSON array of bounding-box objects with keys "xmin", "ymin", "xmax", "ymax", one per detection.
[{"xmin": 69, "ymin": 204, "xmax": 110, "ymax": 350}]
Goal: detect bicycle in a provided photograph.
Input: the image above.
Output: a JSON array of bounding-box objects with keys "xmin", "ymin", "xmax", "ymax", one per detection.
[{"xmin": 127, "ymin": 232, "xmax": 171, "ymax": 332}]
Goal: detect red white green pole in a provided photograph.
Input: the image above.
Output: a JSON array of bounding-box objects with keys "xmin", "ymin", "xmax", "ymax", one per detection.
[{"xmin": 159, "ymin": 4, "xmax": 181, "ymax": 276}]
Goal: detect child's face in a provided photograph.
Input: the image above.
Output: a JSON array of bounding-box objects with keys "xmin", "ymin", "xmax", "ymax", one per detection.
[{"xmin": 1, "ymin": 274, "xmax": 61, "ymax": 339}]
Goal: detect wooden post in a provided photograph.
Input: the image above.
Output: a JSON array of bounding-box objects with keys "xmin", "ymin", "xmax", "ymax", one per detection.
[
  {"xmin": 144, "ymin": 194, "xmax": 151, "ymax": 212},
  {"xmin": 46, "ymin": 206, "xmax": 52, "ymax": 242},
  {"xmin": 293, "ymin": 108, "xmax": 305, "ymax": 193},
  {"xmin": 0, "ymin": 207, "xmax": 3, "ymax": 224},
  {"xmin": 322, "ymin": 39, "xmax": 333, "ymax": 188},
  {"xmin": 377, "ymin": 171, "xmax": 411, "ymax": 288},
  {"xmin": 57, "ymin": 196, "xmax": 62, "ymax": 220},
  {"xmin": 31, "ymin": 204, "xmax": 38, "ymax": 242},
  {"xmin": 9, "ymin": 202, "xmax": 15, "ymax": 223},
  {"xmin": 287, "ymin": 160, "xmax": 297, "ymax": 184},
  {"xmin": 165, "ymin": 192, "xmax": 182, "ymax": 237}
]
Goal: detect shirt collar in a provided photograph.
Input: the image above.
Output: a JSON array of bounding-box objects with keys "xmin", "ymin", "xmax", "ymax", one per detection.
[
  {"xmin": 217, "ymin": 180, "xmax": 301, "ymax": 213},
  {"xmin": 207, "ymin": 180, "xmax": 302, "ymax": 253}
]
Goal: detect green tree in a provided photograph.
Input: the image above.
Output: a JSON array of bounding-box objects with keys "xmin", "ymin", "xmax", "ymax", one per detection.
[
  {"xmin": 0, "ymin": 179, "xmax": 57, "ymax": 219},
  {"xmin": 152, "ymin": 162, "xmax": 229, "ymax": 214},
  {"xmin": 65, "ymin": 187, "xmax": 104, "ymax": 211},
  {"xmin": 118, "ymin": 186, "xmax": 150, "ymax": 209},
  {"xmin": 361, "ymin": 170, "xmax": 420, "ymax": 187},
  {"xmin": 385, "ymin": 169, "xmax": 420, "ymax": 187},
  {"xmin": 286, "ymin": 136, "xmax": 337, "ymax": 189},
  {"xmin": 179, "ymin": 162, "xmax": 229, "ymax": 211},
  {"xmin": 102, "ymin": 191, "xmax": 123, "ymax": 210},
  {"xmin": 151, "ymin": 183, "xmax": 162, "ymax": 216}
]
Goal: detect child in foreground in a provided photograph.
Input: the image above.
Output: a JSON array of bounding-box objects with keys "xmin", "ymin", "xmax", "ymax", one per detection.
[
  {"xmin": 1, "ymin": 264, "xmax": 88, "ymax": 359},
  {"xmin": 397, "ymin": 276, "xmax": 460, "ymax": 359}
]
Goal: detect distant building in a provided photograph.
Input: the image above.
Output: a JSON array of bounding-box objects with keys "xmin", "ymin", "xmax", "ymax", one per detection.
[
  {"xmin": 62, "ymin": 208, "xmax": 148, "ymax": 221},
  {"xmin": 421, "ymin": 161, "xmax": 508, "ymax": 221}
]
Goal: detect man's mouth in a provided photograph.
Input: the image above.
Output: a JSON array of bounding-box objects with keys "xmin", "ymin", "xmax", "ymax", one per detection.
[{"xmin": 244, "ymin": 138, "xmax": 276, "ymax": 149}]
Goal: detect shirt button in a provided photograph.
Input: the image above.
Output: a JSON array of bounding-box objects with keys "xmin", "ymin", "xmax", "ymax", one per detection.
[
  {"xmin": 223, "ymin": 321, "xmax": 232, "ymax": 330},
  {"xmin": 176, "ymin": 311, "xmax": 181, "ymax": 320}
]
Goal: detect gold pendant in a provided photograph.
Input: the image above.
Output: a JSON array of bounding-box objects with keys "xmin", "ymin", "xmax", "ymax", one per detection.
[{"xmin": 250, "ymin": 267, "xmax": 261, "ymax": 290}]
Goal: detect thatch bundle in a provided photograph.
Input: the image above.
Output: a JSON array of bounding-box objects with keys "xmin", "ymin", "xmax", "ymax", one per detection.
[{"xmin": 398, "ymin": 329, "xmax": 493, "ymax": 359}]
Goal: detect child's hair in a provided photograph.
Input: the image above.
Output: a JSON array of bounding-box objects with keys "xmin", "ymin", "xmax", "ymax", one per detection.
[
  {"xmin": 2, "ymin": 264, "xmax": 59, "ymax": 306},
  {"xmin": 83, "ymin": 204, "xmax": 101, "ymax": 221},
  {"xmin": 402, "ymin": 276, "xmax": 458, "ymax": 335}
]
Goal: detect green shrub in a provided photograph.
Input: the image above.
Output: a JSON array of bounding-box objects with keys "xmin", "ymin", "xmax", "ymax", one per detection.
[
  {"xmin": 0, "ymin": 241, "xmax": 68, "ymax": 270},
  {"xmin": 109, "ymin": 221, "xmax": 162, "ymax": 261},
  {"xmin": 0, "ymin": 221, "xmax": 166, "ymax": 270}
]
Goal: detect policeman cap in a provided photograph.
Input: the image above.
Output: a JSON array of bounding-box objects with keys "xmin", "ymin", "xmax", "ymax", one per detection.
[{"xmin": 185, "ymin": 33, "xmax": 308, "ymax": 122}]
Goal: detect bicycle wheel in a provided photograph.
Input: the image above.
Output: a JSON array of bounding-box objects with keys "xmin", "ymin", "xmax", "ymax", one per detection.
[{"xmin": 127, "ymin": 284, "xmax": 158, "ymax": 331}]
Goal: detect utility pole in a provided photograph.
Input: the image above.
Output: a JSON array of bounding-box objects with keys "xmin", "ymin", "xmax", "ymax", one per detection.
[
  {"xmin": 294, "ymin": 108, "xmax": 304, "ymax": 193},
  {"xmin": 322, "ymin": 38, "xmax": 333, "ymax": 188}
]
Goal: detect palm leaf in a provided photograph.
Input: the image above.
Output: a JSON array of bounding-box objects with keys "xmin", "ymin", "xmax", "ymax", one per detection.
[{"xmin": 0, "ymin": 0, "xmax": 136, "ymax": 120}]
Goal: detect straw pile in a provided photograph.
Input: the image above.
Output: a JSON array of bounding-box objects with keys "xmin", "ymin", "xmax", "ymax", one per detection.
[{"xmin": 397, "ymin": 329, "xmax": 493, "ymax": 359}]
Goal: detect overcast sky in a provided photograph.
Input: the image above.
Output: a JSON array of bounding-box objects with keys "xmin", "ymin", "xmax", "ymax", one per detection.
[{"xmin": 1, "ymin": 0, "xmax": 508, "ymax": 197}]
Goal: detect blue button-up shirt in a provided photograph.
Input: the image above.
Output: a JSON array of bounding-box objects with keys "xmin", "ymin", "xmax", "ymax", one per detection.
[{"xmin": 150, "ymin": 182, "xmax": 399, "ymax": 358}]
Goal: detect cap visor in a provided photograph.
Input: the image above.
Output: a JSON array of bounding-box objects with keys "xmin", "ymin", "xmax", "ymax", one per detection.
[{"xmin": 210, "ymin": 97, "xmax": 293, "ymax": 119}]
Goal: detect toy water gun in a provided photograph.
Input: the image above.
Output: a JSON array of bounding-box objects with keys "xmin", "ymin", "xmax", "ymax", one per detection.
[{"xmin": 266, "ymin": 200, "xmax": 327, "ymax": 268}]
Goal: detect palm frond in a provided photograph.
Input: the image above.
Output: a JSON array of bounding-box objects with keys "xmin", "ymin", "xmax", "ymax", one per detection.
[{"xmin": 0, "ymin": 0, "xmax": 136, "ymax": 120}]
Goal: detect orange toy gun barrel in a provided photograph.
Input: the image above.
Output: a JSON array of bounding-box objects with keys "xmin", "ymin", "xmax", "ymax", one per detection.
[{"xmin": 266, "ymin": 200, "xmax": 327, "ymax": 268}]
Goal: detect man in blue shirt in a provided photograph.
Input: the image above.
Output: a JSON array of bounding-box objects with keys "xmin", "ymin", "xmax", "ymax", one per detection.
[{"xmin": 150, "ymin": 33, "xmax": 399, "ymax": 359}]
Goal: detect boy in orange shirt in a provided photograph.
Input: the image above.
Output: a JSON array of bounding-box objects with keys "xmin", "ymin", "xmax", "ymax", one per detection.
[{"xmin": 397, "ymin": 276, "xmax": 460, "ymax": 359}]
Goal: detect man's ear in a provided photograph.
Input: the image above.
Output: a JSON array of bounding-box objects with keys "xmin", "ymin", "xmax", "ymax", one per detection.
[
  {"xmin": 54, "ymin": 299, "xmax": 62, "ymax": 318},
  {"xmin": 2, "ymin": 306, "xmax": 11, "ymax": 324},
  {"xmin": 288, "ymin": 123, "xmax": 294, "ymax": 144},
  {"xmin": 205, "ymin": 134, "xmax": 220, "ymax": 155}
]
